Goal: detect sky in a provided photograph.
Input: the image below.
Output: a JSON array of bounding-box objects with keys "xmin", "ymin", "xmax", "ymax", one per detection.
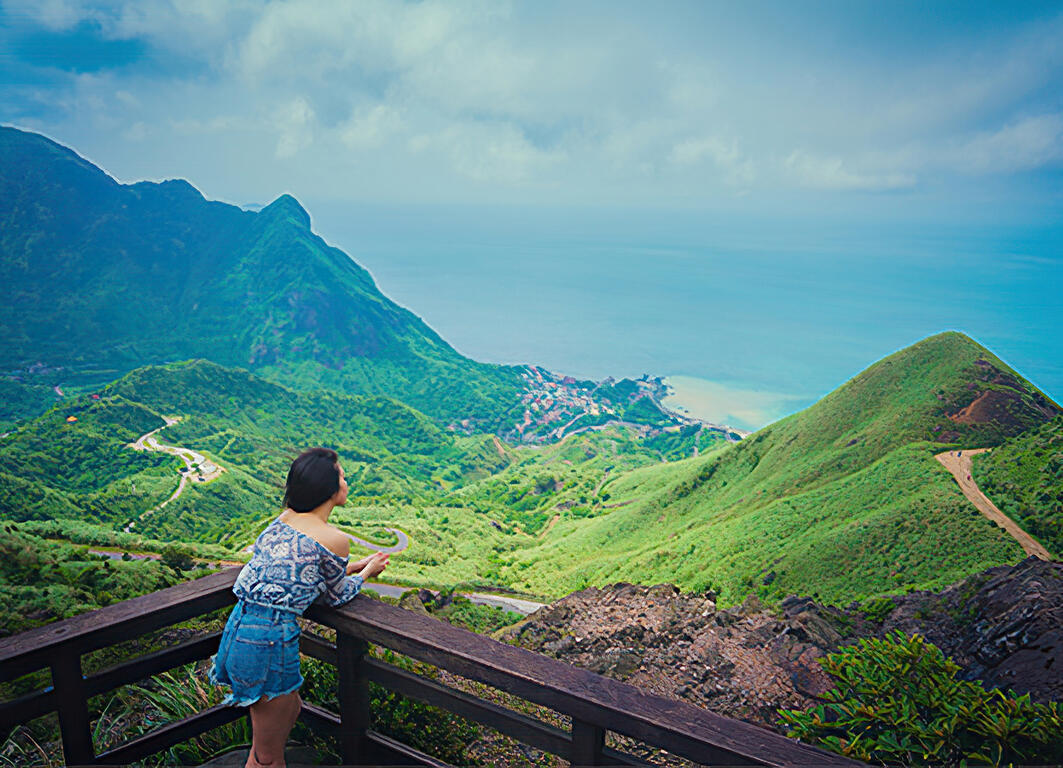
[{"xmin": 2, "ymin": 1, "xmax": 1061, "ymax": 429}]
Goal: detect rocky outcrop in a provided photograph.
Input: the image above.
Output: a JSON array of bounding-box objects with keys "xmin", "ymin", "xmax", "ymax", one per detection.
[
  {"xmin": 879, "ymin": 556, "xmax": 1063, "ymax": 702},
  {"xmin": 500, "ymin": 583, "xmax": 873, "ymax": 726},
  {"xmin": 500, "ymin": 558, "xmax": 1062, "ymax": 729}
]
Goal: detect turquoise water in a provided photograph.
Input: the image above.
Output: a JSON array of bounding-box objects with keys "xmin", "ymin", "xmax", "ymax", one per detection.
[{"xmin": 309, "ymin": 203, "xmax": 1062, "ymax": 430}]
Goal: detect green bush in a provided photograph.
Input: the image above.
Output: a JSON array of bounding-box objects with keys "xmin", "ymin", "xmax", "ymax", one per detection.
[
  {"xmin": 301, "ymin": 647, "xmax": 478, "ymax": 764},
  {"xmin": 779, "ymin": 631, "xmax": 1063, "ymax": 766}
]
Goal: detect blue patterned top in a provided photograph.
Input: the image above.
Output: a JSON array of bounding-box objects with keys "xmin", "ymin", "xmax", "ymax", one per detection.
[{"xmin": 233, "ymin": 516, "xmax": 364, "ymax": 613}]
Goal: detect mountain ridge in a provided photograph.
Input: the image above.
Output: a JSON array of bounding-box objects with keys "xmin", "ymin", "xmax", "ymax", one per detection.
[{"xmin": 0, "ymin": 126, "xmax": 523, "ymax": 426}]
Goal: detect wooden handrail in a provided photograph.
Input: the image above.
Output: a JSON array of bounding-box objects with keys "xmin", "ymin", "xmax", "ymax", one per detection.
[
  {"xmin": 0, "ymin": 569, "xmax": 240, "ymax": 682},
  {"xmin": 309, "ymin": 593, "xmax": 857, "ymax": 767},
  {"xmin": 0, "ymin": 569, "xmax": 863, "ymax": 767}
]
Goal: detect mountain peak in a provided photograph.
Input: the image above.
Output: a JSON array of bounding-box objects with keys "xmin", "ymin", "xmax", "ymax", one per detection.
[{"xmin": 260, "ymin": 193, "xmax": 311, "ymax": 229}]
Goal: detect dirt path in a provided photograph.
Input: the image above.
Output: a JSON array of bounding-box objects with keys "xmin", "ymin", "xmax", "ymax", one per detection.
[
  {"xmin": 124, "ymin": 417, "xmax": 224, "ymax": 533},
  {"xmin": 935, "ymin": 449, "xmax": 1051, "ymax": 560}
]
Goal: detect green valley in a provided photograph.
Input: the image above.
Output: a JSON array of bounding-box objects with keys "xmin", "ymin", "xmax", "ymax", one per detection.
[{"xmin": 1, "ymin": 332, "xmax": 1058, "ymax": 617}]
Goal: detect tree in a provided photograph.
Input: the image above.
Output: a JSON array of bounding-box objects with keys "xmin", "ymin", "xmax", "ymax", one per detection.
[{"xmin": 161, "ymin": 545, "xmax": 194, "ymax": 571}]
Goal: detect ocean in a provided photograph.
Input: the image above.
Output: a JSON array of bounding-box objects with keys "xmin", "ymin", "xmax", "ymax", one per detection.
[{"xmin": 306, "ymin": 202, "xmax": 1062, "ymax": 432}]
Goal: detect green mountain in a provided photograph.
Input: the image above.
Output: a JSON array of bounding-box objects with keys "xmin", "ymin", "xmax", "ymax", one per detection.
[
  {"xmin": 500, "ymin": 332, "xmax": 1061, "ymax": 604},
  {"xmin": 0, "ymin": 358, "xmax": 519, "ymax": 543},
  {"xmin": 0, "ymin": 127, "xmax": 523, "ymax": 426}
]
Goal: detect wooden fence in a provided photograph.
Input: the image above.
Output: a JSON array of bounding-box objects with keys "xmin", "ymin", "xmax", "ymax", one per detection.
[{"xmin": 0, "ymin": 569, "xmax": 861, "ymax": 767}]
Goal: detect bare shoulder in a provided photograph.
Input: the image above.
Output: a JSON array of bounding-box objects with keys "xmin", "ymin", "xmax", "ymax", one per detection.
[{"xmin": 319, "ymin": 526, "xmax": 351, "ymax": 559}]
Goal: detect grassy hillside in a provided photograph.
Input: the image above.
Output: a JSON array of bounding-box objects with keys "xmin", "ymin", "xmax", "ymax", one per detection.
[
  {"xmin": 0, "ymin": 359, "xmax": 715, "ymax": 592},
  {"xmin": 0, "ymin": 127, "xmax": 523, "ymax": 427},
  {"xmin": 0, "ymin": 522, "xmax": 187, "ymax": 636},
  {"xmin": 1, "ymin": 333, "xmax": 1056, "ymax": 609},
  {"xmin": 0, "ymin": 359, "xmax": 522, "ymax": 545},
  {"xmin": 972, "ymin": 415, "xmax": 1062, "ymax": 558},
  {"xmin": 497, "ymin": 332, "xmax": 1060, "ymax": 605}
]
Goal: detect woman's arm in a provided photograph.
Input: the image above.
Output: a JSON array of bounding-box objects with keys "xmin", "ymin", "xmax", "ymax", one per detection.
[{"xmin": 319, "ymin": 552, "xmax": 389, "ymax": 607}]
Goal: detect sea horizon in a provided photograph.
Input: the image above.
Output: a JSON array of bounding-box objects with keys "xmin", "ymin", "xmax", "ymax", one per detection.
[{"xmin": 300, "ymin": 200, "xmax": 1062, "ymax": 432}]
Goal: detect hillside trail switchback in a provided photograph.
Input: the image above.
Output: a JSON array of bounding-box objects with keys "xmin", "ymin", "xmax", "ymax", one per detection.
[
  {"xmin": 124, "ymin": 417, "xmax": 224, "ymax": 533},
  {"xmin": 935, "ymin": 448, "xmax": 1051, "ymax": 560}
]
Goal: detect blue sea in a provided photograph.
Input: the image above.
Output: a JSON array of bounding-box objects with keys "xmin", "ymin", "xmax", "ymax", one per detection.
[{"xmin": 305, "ymin": 202, "xmax": 1062, "ymax": 432}]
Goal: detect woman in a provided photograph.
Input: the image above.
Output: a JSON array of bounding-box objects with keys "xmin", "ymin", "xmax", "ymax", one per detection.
[{"xmin": 209, "ymin": 447, "xmax": 390, "ymax": 768}]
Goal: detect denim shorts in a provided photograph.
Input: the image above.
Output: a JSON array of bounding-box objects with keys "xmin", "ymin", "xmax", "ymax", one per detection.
[{"xmin": 208, "ymin": 600, "xmax": 303, "ymax": 707}]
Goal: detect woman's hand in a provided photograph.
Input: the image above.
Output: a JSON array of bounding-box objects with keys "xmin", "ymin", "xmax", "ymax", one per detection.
[
  {"xmin": 347, "ymin": 553, "xmax": 379, "ymax": 575},
  {"xmin": 357, "ymin": 552, "xmax": 389, "ymax": 581}
]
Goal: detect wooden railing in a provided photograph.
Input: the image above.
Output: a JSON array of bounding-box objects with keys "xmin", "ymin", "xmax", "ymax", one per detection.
[{"xmin": 0, "ymin": 569, "xmax": 862, "ymax": 767}]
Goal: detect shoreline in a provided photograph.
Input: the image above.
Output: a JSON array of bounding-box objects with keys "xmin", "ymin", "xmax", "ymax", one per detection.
[{"xmin": 657, "ymin": 377, "xmax": 751, "ymax": 439}]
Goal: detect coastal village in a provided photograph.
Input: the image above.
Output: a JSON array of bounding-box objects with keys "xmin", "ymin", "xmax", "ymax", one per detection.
[{"xmin": 501, "ymin": 366, "xmax": 744, "ymax": 444}]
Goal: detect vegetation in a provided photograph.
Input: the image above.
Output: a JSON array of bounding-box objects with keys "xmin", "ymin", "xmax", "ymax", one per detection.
[
  {"xmin": 0, "ymin": 126, "xmax": 524, "ymax": 428},
  {"xmin": 973, "ymin": 415, "xmax": 1063, "ymax": 558},
  {"xmin": 0, "ymin": 378, "xmax": 57, "ymax": 432},
  {"xmin": 500, "ymin": 332, "xmax": 1057, "ymax": 604},
  {"xmin": 779, "ymin": 631, "xmax": 1063, "ymax": 767},
  {"xmin": 0, "ymin": 523, "xmax": 188, "ymax": 636},
  {"xmin": 2, "ymin": 333, "xmax": 1058, "ymax": 610}
]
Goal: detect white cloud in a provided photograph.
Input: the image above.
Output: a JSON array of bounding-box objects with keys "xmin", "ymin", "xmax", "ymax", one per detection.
[
  {"xmin": 784, "ymin": 150, "xmax": 916, "ymax": 191},
  {"xmin": 411, "ymin": 122, "xmax": 564, "ymax": 184},
  {"xmin": 340, "ymin": 104, "xmax": 403, "ymax": 150},
  {"xmin": 273, "ymin": 97, "xmax": 315, "ymax": 158},
  {"xmin": 4, "ymin": 0, "xmax": 90, "ymax": 30},
  {"xmin": 6, "ymin": 2, "xmax": 1063, "ymax": 209},
  {"xmin": 123, "ymin": 120, "xmax": 146, "ymax": 141},
  {"xmin": 670, "ymin": 136, "xmax": 754, "ymax": 187},
  {"xmin": 950, "ymin": 114, "xmax": 1063, "ymax": 174}
]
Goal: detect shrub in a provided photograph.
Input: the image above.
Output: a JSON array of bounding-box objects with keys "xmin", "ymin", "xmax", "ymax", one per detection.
[
  {"xmin": 779, "ymin": 631, "xmax": 1063, "ymax": 766},
  {"xmin": 301, "ymin": 648, "xmax": 478, "ymax": 764}
]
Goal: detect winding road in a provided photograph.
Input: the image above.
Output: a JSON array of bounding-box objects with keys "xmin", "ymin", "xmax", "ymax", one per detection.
[
  {"xmin": 124, "ymin": 417, "xmax": 224, "ymax": 533},
  {"xmin": 935, "ymin": 448, "xmax": 1051, "ymax": 560}
]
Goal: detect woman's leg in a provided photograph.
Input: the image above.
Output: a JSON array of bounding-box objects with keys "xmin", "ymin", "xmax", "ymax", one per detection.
[{"xmin": 245, "ymin": 691, "xmax": 301, "ymax": 767}]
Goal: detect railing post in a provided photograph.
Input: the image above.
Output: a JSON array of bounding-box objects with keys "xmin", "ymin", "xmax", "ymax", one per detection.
[
  {"xmin": 50, "ymin": 653, "xmax": 95, "ymax": 766},
  {"xmin": 336, "ymin": 631, "xmax": 370, "ymax": 765},
  {"xmin": 571, "ymin": 718, "xmax": 605, "ymax": 766}
]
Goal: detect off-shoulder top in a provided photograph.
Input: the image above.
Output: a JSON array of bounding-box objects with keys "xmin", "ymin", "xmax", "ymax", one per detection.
[{"xmin": 233, "ymin": 515, "xmax": 364, "ymax": 613}]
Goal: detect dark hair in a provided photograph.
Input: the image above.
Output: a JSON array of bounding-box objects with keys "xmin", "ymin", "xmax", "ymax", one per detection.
[{"xmin": 284, "ymin": 447, "xmax": 340, "ymax": 512}]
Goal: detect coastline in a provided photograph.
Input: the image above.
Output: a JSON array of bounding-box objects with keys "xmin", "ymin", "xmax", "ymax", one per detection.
[{"xmin": 660, "ymin": 375, "xmax": 791, "ymax": 436}]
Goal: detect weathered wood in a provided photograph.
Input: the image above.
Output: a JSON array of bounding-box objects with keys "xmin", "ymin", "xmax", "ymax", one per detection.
[
  {"xmin": 0, "ymin": 569, "xmax": 239, "ymax": 682},
  {"xmin": 571, "ymin": 719, "xmax": 606, "ymax": 766},
  {"xmin": 365, "ymin": 729, "xmax": 454, "ymax": 768},
  {"xmin": 363, "ymin": 656, "xmax": 571, "ymax": 757},
  {"xmin": 336, "ymin": 632, "xmax": 370, "ymax": 765},
  {"xmin": 84, "ymin": 632, "xmax": 221, "ymax": 697},
  {"xmin": 600, "ymin": 747, "xmax": 658, "ymax": 767},
  {"xmin": 298, "ymin": 630, "xmax": 337, "ymax": 666},
  {"xmin": 0, "ymin": 686, "xmax": 55, "ymax": 733},
  {"xmin": 50, "ymin": 652, "xmax": 94, "ymax": 767},
  {"xmin": 297, "ymin": 700, "xmax": 340, "ymax": 739},
  {"xmin": 94, "ymin": 704, "xmax": 244, "ymax": 766},
  {"xmin": 0, "ymin": 571, "xmax": 861, "ymax": 768},
  {"xmin": 306, "ymin": 599, "xmax": 856, "ymax": 767}
]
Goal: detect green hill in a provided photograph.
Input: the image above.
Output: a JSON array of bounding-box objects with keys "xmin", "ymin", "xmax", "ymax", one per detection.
[
  {"xmin": 973, "ymin": 415, "xmax": 1063, "ymax": 558},
  {"xmin": 500, "ymin": 332, "xmax": 1061, "ymax": 604},
  {"xmin": 0, "ymin": 127, "xmax": 523, "ymax": 427},
  {"xmin": 0, "ymin": 359, "xmax": 518, "ymax": 543}
]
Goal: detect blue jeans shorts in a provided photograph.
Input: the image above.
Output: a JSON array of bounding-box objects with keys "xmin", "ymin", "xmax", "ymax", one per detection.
[{"xmin": 208, "ymin": 600, "xmax": 303, "ymax": 707}]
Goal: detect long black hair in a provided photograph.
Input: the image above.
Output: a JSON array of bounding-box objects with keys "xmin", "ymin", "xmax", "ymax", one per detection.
[{"xmin": 284, "ymin": 447, "xmax": 340, "ymax": 512}]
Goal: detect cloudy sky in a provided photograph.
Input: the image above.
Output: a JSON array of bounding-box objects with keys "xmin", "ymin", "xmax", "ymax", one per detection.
[
  {"xmin": 3, "ymin": 1, "xmax": 1062, "ymax": 427},
  {"xmin": 3, "ymin": 0, "xmax": 1062, "ymax": 216}
]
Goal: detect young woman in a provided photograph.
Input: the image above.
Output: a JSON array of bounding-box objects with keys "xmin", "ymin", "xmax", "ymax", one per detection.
[{"xmin": 209, "ymin": 447, "xmax": 390, "ymax": 768}]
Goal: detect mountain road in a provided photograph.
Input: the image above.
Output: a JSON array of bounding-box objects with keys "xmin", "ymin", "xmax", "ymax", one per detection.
[{"xmin": 935, "ymin": 448, "xmax": 1051, "ymax": 560}]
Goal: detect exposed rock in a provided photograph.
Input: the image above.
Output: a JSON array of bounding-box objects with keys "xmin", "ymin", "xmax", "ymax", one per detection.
[
  {"xmin": 501, "ymin": 582, "xmax": 858, "ymax": 727},
  {"xmin": 881, "ymin": 556, "xmax": 1063, "ymax": 702},
  {"xmin": 501, "ymin": 558, "xmax": 1063, "ymax": 731}
]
